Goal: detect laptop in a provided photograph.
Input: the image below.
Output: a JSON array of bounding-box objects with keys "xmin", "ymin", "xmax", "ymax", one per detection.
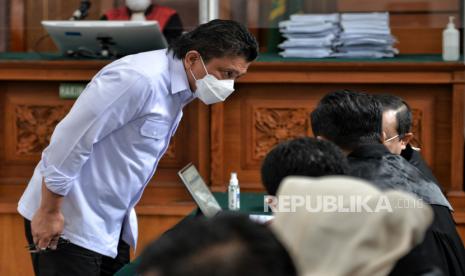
[
  {"xmin": 178, "ymin": 163, "xmax": 222, "ymax": 218},
  {"xmin": 42, "ymin": 20, "xmax": 167, "ymax": 56},
  {"xmin": 178, "ymin": 163, "xmax": 274, "ymax": 223}
]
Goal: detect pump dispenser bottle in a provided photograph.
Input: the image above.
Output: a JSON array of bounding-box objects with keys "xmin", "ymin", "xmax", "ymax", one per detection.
[
  {"xmin": 442, "ymin": 16, "xmax": 459, "ymax": 61},
  {"xmin": 228, "ymin": 172, "xmax": 240, "ymax": 210}
]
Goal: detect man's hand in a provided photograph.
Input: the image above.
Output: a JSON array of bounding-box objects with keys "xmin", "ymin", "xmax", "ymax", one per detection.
[
  {"xmin": 31, "ymin": 179, "xmax": 64, "ymax": 251},
  {"xmin": 31, "ymin": 208, "xmax": 64, "ymax": 250}
]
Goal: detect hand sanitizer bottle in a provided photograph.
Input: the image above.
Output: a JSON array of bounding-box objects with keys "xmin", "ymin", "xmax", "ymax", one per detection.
[
  {"xmin": 442, "ymin": 16, "xmax": 459, "ymax": 61},
  {"xmin": 228, "ymin": 172, "xmax": 240, "ymax": 210}
]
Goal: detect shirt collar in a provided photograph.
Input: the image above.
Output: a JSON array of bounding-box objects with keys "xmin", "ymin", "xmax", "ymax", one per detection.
[{"xmin": 168, "ymin": 51, "xmax": 192, "ymax": 95}]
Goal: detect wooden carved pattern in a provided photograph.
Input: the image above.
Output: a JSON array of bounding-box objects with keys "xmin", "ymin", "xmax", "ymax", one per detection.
[
  {"xmin": 15, "ymin": 105, "xmax": 69, "ymax": 155},
  {"xmin": 410, "ymin": 108, "xmax": 423, "ymax": 148},
  {"xmin": 253, "ymin": 107, "xmax": 310, "ymax": 160}
]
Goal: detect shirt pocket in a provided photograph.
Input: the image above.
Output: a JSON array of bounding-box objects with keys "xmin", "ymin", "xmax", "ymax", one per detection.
[{"xmin": 140, "ymin": 119, "xmax": 170, "ymax": 140}]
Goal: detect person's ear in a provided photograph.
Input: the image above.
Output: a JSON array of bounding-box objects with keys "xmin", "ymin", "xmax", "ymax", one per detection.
[
  {"xmin": 381, "ymin": 131, "xmax": 387, "ymax": 143},
  {"xmin": 401, "ymin": 133, "xmax": 414, "ymax": 148},
  {"xmin": 183, "ymin": 50, "xmax": 200, "ymax": 70}
]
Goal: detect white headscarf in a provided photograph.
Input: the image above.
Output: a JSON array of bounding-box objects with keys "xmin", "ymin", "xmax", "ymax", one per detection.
[{"xmin": 271, "ymin": 176, "xmax": 433, "ymax": 276}]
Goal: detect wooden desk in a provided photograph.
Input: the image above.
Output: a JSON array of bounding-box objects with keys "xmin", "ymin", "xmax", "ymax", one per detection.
[{"xmin": 1, "ymin": 54, "xmax": 464, "ymax": 275}]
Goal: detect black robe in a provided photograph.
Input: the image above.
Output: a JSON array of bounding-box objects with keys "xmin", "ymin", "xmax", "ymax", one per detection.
[
  {"xmin": 401, "ymin": 144, "xmax": 442, "ymax": 190},
  {"xmin": 348, "ymin": 144, "xmax": 465, "ymax": 276}
]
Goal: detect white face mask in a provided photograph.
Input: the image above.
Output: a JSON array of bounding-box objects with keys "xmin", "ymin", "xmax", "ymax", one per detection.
[
  {"xmin": 190, "ymin": 56, "xmax": 235, "ymax": 105},
  {"xmin": 126, "ymin": 0, "xmax": 151, "ymax": 12}
]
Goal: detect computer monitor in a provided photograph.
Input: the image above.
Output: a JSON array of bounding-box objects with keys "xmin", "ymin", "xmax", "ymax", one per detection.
[{"xmin": 42, "ymin": 20, "xmax": 168, "ymax": 57}]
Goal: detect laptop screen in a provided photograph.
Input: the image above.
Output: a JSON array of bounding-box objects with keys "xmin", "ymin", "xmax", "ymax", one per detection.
[{"xmin": 178, "ymin": 163, "xmax": 222, "ymax": 217}]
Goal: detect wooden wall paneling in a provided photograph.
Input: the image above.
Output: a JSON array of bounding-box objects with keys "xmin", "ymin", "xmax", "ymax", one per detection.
[
  {"xmin": 220, "ymin": 0, "xmax": 232, "ymax": 20},
  {"xmin": 304, "ymin": 0, "xmax": 337, "ymax": 13},
  {"xmin": 9, "ymin": 0, "xmax": 25, "ymax": 51},
  {"xmin": 449, "ymin": 83, "xmax": 465, "ymax": 196},
  {"xmin": 211, "ymin": 103, "xmax": 225, "ymax": 189},
  {"xmin": 392, "ymin": 28, "xmax": 442, "ymax": 54},
  {"xmin": 0, "ymin": 0, "xmax": 8, "ymax": 51},
  {"xmin": 134, "ymin": 213, "xmax": 190, "ymax": 258},
  {"xmin": 230, "ymin": 0, "xmax": 246, "ymax": 23},
  {"xmin": 431, "ymin": 90, "xmax": 453, "ymax": 191},
  {"xmin": 0, "ymin": 83, "xmax": 6, "ymax": 183},
  {"xmin": 186, "ymin": 100, "xmax": 210, "ymax": 185},
  {"xmin": 390, "ymin": 13, "xmax": 461, "ymax": 28},
  {"xmin": 0, "ymin": 213, "xmax": 34, "ymax": 276},
  {"xmin": 337, "ymin": 0, "xmax": 459, "ymax": 13},
  {"xmin": 246, "ymin": 0, "xmax": 260, "ymax": 39},
  {"xmin": 1, "ymin": 82, "xmax": 74, "ymax": 184}
]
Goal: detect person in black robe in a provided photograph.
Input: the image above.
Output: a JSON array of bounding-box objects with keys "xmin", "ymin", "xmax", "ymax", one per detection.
[
  {"xmin": 310, "ymin": 90, "xmax": 465, "ymax": 276},
  {"xmin": 375, "ymin": 94, "xmax": 442, "ymax": 188}
]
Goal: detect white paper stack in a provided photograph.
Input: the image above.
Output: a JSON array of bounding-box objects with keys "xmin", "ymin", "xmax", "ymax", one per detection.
[
  {"xmin": 335, "ymin": 12, "xmax": 398, "ymax": 58},
  {"xmin": 278, "ymin": 13, "xmax": 340, "ymax": 58}
]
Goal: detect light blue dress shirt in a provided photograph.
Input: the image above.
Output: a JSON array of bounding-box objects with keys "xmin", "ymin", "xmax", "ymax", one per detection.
[{"xmin": 18, "ymin": 49, "xmax": 195, "ymax": 257}]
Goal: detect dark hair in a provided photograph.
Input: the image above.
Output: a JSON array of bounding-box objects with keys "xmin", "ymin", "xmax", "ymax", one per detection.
[
  {"xmin": 137, "ymin": 213, "xmax": 297, "ymax": 276},
  {"xmin": 375, "ymin": 94, "xmax": 412, "ymax": 138},
  {"xmin": 261, "ymin": 137, "xmax": 349, "ymax": 196},
  {"xmin": 168, "ymin": 19, "xmax": 258, "ymax": 62},
  {"xmin": 310, "ymin": 90, "xmax": 383, "ymax": 150}
]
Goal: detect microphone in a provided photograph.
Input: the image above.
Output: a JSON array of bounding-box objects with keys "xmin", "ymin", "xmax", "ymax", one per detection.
[{"xmin": 70, "ymin": 0, "xmax": 91, "ymax": 20}]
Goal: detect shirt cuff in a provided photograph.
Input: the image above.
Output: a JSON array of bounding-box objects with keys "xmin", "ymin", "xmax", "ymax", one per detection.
[{"xmin": 39, "ymin": 162, "xmax": 75, "ymax": 196}]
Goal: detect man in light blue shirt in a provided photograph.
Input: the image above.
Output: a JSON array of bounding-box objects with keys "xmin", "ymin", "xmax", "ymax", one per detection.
[{"xmin": 18, "ymin": 19, "xmax": 258, "ymax": 276}]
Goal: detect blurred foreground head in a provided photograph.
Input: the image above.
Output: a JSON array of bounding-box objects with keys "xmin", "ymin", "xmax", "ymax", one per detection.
[
  {"xmin": 272, "ymin": 176, "xmax": 433, "ymax": 276},
  {"xmin": 138, "ymin": 213, "xmax": 297, "ymax": 276}
]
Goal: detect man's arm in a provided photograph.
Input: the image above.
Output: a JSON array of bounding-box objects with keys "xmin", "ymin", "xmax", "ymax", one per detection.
[{"xmin": 31, "ymin": 179, "xmax": 64, "ymax": 250}]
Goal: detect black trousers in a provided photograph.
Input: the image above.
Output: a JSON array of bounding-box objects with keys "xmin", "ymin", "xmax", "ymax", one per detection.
[{"xmin": 24, "ymin": 219, "xmax": 130, "ymax": 276}]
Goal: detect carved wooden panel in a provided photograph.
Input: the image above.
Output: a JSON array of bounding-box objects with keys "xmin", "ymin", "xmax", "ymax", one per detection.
[
  {"xmin": 243, "ymin": 99, "xmax": 313, "ymax": 170},
  {"xmin": 4, "ymin": 89, "xmax": 74, "ymax": 164},
  {"xmin": 253, "ymin": 107, "xmax": 310, "ymax": 160},
  {"xmin": 15, "ymin": 105, "xmax": 69, "ymax": 155}
]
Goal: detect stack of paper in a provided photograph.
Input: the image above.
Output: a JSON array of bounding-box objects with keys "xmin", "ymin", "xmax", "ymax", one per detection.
[
  {"xmin": 335, "ymin": 12, "xmax": 398, "ymax": 58},
  {"xmin": 278, "ymin": 14, "xmax": 340, "ymax": 58}
]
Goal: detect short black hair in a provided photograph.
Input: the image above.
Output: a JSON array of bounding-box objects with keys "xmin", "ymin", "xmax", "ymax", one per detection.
[
  {"xmin": 310, "ymin": 90, "xmax": 383, "ymax": 150},
  {"xmin": 375, "ymin": 94, "xmax": 412, "ymax": 138},
  {"xmin": 137, "ymin": 213, "xmax": 297, "ymax": 276},
  {"xmin": 168, "ymin": 19, "xmax": 258, "ymax": 62},
  {"xmin": 261, "ymin": 137, "xmax": 349, "ymax": 196}
]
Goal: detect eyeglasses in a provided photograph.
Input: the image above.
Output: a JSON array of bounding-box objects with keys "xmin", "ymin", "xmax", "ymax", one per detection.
[
  {"xmin": 385, "ymin": 134, "xmax": 400, "ymax": 143},
  {"xmin": 25, "ymin": 237, "xmax": 70, "ymax": 253}
]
